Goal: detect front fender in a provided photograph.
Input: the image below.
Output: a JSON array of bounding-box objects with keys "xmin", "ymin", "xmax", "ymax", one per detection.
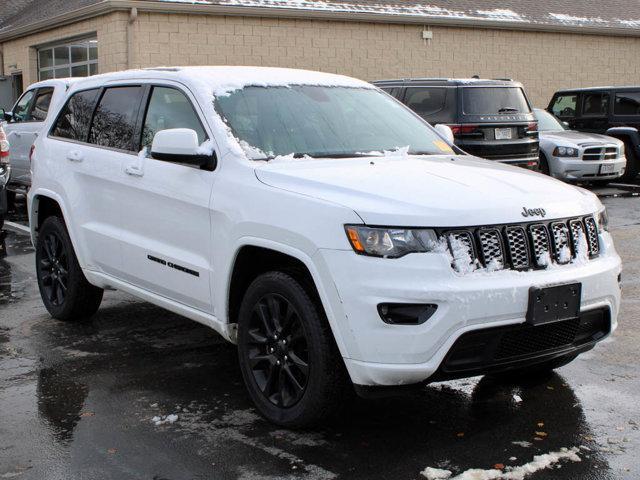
[{"xmin": 606, "ymin": 127, "xmax": 640, "ymax": 155}]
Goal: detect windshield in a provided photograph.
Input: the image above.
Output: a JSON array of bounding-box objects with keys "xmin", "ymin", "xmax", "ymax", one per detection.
[
  {"xmin": 534, "ymin": 109, "xmax": 566, "ymax": 131},
  {"xmin": 214, "ymin": 86, "xmax": 451, "ymax": 160},
  {"xmin": 462, "ymin": 87, "xmax": 531, "ymax": 115}
]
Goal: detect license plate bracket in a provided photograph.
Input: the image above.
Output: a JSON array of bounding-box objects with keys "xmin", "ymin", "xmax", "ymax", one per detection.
[
  {"xmin": 526, "ymin": 283, "xmax": 581, "ymax": 326},
  {"xmin": 495, "ymin": 128, "xmax": 513, "ymax": 140},
  {"xmin": 599, "ymin": 163, "xmax": 615, "ymax": 174}
]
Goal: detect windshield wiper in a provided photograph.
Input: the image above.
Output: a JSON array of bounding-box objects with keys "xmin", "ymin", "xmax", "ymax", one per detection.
[{"xmin": 498, "ymin": 107, "xmax": 519, "ymax": 113}]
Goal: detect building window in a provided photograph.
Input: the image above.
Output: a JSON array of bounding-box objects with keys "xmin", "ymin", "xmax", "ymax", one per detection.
[{"xmin": 38, "ymin": 39, "xmax": 98, "ymax": 81}]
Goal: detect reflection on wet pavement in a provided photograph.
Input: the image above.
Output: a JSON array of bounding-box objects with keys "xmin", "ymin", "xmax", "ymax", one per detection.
[{"xmin": 0, "ymin": 300, "xmax": 616, "ymax": 480}]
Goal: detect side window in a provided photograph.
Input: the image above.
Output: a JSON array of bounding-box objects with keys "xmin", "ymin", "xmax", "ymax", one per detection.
[
  {"xmin": 51, "ymin": 88, "xmax": 100, "ymax": 141},
  {"xmin": 381, "ymin": 88, "xmax": 400, "ymax": 98},
  {"xmin": 28, "ymin": 88, "xmax": 54, "ymax": 122},
  {"xmin": 11, "ymin": 90, "xmax": 35, "ymax": 123},
  {"xmin": 550, "ymin": 94, "xmax": 577, "ymax": 118},
  {"xmin": 614, "ymin": 91, "xmax": 640, "ymax": 116},
  {"xmin": 89, "ymin": 86, "xmax": 144, "ymax": 151},
  {"xmin": 404, "ymin": 88, "xmax": 447, "ymax": 117},
  {"xmin": 141, "ymin": 86, "xmax": 206, "ymax": 150},
  {"xmin": 582, "ymin": 93, "xmax": 609, "ymax": 117}
]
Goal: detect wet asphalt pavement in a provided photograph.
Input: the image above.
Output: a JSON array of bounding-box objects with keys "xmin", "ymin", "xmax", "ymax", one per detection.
[{"xmin": 1, "ymin": 189, "xmax": 639, "ymax": 480}]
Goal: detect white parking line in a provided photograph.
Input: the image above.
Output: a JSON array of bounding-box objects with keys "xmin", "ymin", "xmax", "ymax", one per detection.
[{"xmin": 4, "ymin": 221, "xmax": 31, "ymax": 235}]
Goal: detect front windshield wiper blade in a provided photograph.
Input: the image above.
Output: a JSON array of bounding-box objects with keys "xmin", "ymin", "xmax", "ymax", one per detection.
[{"xmin": 498, "ymin": 107, "xmax": 519, "ymax": 113}]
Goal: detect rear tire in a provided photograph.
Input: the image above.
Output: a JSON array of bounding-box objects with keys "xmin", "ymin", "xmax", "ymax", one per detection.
[
  {"xmin": 36, "ymin": 216, "xmax": 103, "ymax": 321},
  {"xmin": 620, "ymin": 140, "xmax": 639, "ymax": 182},
  {"xmin": 539, "ymin": 153, "xmax": 550, "ymax": 176},
  {"xmin": 237, "ymin": 271, "xmax": 350, "ymax": 427}
]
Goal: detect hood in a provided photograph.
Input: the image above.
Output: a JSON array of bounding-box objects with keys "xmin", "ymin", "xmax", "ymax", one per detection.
[
  {"xmin": 254, "ymin": 155, "xmax": 601, "ymax": 226},
  {"xmin": 539, "ymin": 130, "xmax": 622, "ymax": 146}
]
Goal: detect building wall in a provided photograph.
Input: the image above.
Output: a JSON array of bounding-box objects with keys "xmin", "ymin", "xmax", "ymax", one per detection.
[
  {"xmin": 1, "ymin": 11, "xmax": 128, "ymax": 87},
  {"xmin": 2, "ymin": 10, "xmax": 640, "ymax": 106},
  {"xmin": 130, "ymin": 12, "xmax": 640, "ymax": 107}
]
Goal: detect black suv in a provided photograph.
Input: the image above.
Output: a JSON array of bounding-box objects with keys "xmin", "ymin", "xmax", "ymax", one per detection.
[
  {"xmin": 373, "ymin": 78, "xmax": 539, "ymax": 168},
  {"xmin": 548, "ymin": 87, "xmax": 640, "ymax": 181}
]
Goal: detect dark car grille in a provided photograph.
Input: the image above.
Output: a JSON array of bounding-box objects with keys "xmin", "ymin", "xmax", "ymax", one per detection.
[
  {"xmin": 434, "ymin": 307, "xmax": 611, "ymax": 379},
  {"xmin": 582, "ymin": 146, "xmax": 618, "ymax": 161},
  {"xmin": 442, "ymin": 215, "xmax": 599, "ymax": 273}
]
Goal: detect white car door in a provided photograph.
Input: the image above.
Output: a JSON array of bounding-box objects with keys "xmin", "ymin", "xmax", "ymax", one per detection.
[
  {"xmin": 117, "ymin": 84, "xmax": 214, "ymax": 313},
  {"xmin": 47, "ymin": 86, "xmax": 145, "ymax": 276},
  {"xmin": 4, "ymin": 88, "xmax": 52, "ymax": 187}
]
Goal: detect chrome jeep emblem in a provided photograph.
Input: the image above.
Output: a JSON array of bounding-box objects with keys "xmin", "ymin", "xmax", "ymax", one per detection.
[{"xmin": 522, "ymin": 207, "xmax": 546, "ymax": 218}]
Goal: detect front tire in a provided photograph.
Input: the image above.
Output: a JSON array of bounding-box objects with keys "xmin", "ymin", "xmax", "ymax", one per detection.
[
  {"xmin": 36, "ymin": 216, "xmax": 103, "ymax": 321},
  {"xmin": 621, "ymin": 140, "xmax": 639, "ymax": 182},
  {"xmin": 237, "ymin": 271, "xmax": 349, "ymax": 427}
]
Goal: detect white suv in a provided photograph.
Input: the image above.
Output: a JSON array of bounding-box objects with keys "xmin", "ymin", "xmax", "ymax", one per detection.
[{"xmin": 29, "ymin": 67, "xmax": 621, "ymax": 426}]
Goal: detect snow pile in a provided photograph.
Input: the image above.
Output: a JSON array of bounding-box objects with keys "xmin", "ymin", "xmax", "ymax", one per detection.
[
  {"xmin": 549, "ymin": 13, "xmax": 608, "ymax": 25},
  {"xmin": 152, "ymin": 414, "xmax": 179, "ymax": 425},
  {"xmin": 421, "ymin": 447, "xmax": 581, "ymax": 480},
  {"xmin": 557, "ymin": 245, "xmax": 572, "ymax": 264},
  {"xmin": 475, "ymin": 9, "xmax": 526, "ymax": 22},
  {"xmin": 196, "ymin": 139, "xmax": 215, "ymax": 156},
  {"xmin": 448, "ymin": 236, "xmax": 479, "ymax": 275}
]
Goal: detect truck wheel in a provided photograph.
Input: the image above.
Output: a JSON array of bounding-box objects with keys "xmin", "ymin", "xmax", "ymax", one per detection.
[
  {"xmin": 237, "ymin": 271, "xmax": 349, "ymax": 427},
  {"xmin": 36, "ymin": 216, "xmax": 103, "ymax": 321},
  {"xmin": 538, "ymin": 153, "xmax": 550, "ymax": 175},
  {"xmin": 621, "ymin": 140, "xmax": 639, "ymax": 182}
]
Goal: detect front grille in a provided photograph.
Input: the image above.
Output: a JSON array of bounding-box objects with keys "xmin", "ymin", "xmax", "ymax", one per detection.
[
  {"xmin": 495, "ymin": 318, "xmax": 580, "ymax": 359},
  {"xmin": 582, "ymin": 146, "xmax": 618, "ymax": 161},
  {"xmin": 442, "ymin": 215, "xmax": 599, "ymax": 273}
]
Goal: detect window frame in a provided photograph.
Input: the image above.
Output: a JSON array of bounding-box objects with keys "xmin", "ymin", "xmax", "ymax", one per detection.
[
  {"xmin": 49, "ymin": 82, "xmax": 215, "ymax": 163},
  {"xmin": 37, "ymin": 38, "xmax": 98, "ymax": 81},
  {"xmin": 27, "ymin": 87, "xmax": 55, "ymax": 123},
  {"xmin": 9, "ymin": 88, "xmax": 37, "ymax": 123},
  {"xmin": 138, "ymin": 84, "xmax": 210, "ymax": 156}
]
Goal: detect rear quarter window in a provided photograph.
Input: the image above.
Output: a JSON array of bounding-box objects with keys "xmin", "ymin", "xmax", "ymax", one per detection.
[
  {"xmin": 51, "ymin": 88, "xmax": 100, "ymax": 141},
  {"xmin": 404, "ymin": 88, "xmax": 447, "ymax": 117},
  {"xmin": 614, "ymin": 91, "xmax": 640, "ymax": 116}
]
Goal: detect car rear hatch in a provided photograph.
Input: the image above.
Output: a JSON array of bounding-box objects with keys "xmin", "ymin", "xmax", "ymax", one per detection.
[{"xmin": 453, "ymin": 86, "xmax": 539, "ymax": 166}]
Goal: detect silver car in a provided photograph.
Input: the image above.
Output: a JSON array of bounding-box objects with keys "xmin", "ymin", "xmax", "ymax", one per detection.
[{"xmin": 534, "ymin": 108, "xmax": 626, "ymax": 184}]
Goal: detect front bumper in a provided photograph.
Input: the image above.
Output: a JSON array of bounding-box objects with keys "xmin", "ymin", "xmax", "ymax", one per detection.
[
  {"xmin": 315, "ymin": 232, "xmax": 621, "ymax": 386},
  {"xmin": 549, "ymin": 156, "xmax": 626, "ymax": 181}
]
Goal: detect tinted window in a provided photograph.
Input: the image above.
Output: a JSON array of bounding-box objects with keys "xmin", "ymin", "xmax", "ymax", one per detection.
[
  {"xmin": 216, "ymin": 86, "xmax": 449, "ymax": 159},
  {"xmin": 462, "ymin": 87, "xmax": 530, "ymax": 115},
  {"xmin": 141, "ymin": 87, "xmax": 206, "ymax": 149},
  {"xmin": 582, "ymin": 93, "xmax": 609, "ymax": 116},
  {"xmin": 550, "ymin": 94, "xmax": 577, "ymax": 118},
  {"xmin": 404, "ymin": 88, "xmax": 446, "ymax": 117},
  {"xmin": 11, "ymin": 90, "xmax": 35, "ymax": 122},
  {"xmin": 89, "ymin": 87, "xmax": 144, "ymax": 151},
  {"xmin": 29, "ymin": 88, "xmax": 54, "ymax": 122},
  {"xmin": 51, "ymin": 88, "xmax": 100, "ymax": 141},
  {"xmin": 614, "ymin": 91, "xmax": 640, "ymax": 116}
]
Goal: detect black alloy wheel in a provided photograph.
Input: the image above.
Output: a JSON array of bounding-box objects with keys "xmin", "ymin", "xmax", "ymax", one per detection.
[
  {"xmin": 38, "ymin": 231, "xmax": 69, "ymax": 307},
  {"xmin": 246, "ymin": 293, "xmax": 310, "ymax": 408}
]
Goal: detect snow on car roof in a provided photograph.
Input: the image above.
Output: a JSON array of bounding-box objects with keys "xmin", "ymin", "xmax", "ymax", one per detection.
[{"xmin": 68, "ymin": 66, "xmax": 375, "ymax": 97}]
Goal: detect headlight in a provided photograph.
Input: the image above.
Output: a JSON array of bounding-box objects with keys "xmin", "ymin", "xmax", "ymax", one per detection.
[
  {"xmin": 345, "ymin": 225, "xmax": 440, "ymax": 258},
  {"xmin": 553, "ymin": 146, "xmax": 579, "ymax": 157},
  {"xmin": 598, "ymin": 207, "xmax": 609, "ymax": 232}
]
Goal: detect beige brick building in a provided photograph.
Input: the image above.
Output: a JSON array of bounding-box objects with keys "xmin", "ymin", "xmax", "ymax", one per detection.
[{"xmin": 1, "ymin": 0, "xmax": 640, "ymax": 108}]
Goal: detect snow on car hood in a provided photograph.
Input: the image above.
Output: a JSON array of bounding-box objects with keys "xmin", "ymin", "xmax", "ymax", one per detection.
[
  {"xmin": 539, "ymin": 130, "xmax": 622, "ymax": 146},
  {"xmin": 254, "ymin": 154, "xmax": 601, "ymax": 226}
]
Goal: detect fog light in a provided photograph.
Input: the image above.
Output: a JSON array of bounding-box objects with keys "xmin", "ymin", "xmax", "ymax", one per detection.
[{"xmin": 377, "ymin": 303, "xmax": 438, "ymax": 325}]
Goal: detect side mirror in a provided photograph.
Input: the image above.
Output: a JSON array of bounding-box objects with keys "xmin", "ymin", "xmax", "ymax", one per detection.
[
  {"xmin": 150, "ymin": 128, "xmax": 216, "ymax": 171},
  {"xmin": 434, "ymin": 124, "xmax": 455, "ymax": 145}
]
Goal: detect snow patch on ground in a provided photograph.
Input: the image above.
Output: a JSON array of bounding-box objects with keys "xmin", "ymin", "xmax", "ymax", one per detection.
[
  {"xmin": 421, "ymin": 447, "xmax": 581, "ymax": 480},
  {"xmin": 152, "ymin": 414, "xmax": 179, "ymax": 425}
]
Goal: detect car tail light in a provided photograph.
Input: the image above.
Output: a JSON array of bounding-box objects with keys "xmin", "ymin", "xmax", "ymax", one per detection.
[
  {"xmin": 447, "ymin": 124, "xmax": 481, "ymax": 137},
  {"xmin": 525, "ymin": 122, "xmax": 538, "ymax": 135},
  {"xmin": 0, "ymin": 128, "xmax": 8, "ymax": 162}
]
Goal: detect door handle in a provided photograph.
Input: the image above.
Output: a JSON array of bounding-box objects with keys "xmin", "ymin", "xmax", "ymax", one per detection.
[
  {"xmin": 125, "ymin": 165, "xmax": 144, "ymax": 177},
  {"xmin": 66, "ymin": 150, "xmax": 83, "ymax": 162}
]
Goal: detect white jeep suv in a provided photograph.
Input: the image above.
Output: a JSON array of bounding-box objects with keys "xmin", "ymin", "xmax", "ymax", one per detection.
[{"xmin": 29, "ymin": 67, "xmax": 621, "ymax": 426}]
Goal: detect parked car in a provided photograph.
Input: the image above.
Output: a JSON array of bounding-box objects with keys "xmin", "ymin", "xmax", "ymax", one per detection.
[
  {"xmin": 29, "ymin": 67, "xmax": 620, "ymax": 427},
  {"xmin": 534, "ymin": 108, "xmax": 626, "ymax": 184},
  {"xmin": 373, "ymin": 78, "xmax": 539, "ymax": 169},
  {"xmin": 0, "ymin": 124, "xmax": 9, "ymax": 230},
  {"xmin": 547, "ymin": 86, "xmax": 640, "ymax": 181},
  {"xmin": 1, "ymin": 78, "xmax": 79, "ymax": 197}
]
